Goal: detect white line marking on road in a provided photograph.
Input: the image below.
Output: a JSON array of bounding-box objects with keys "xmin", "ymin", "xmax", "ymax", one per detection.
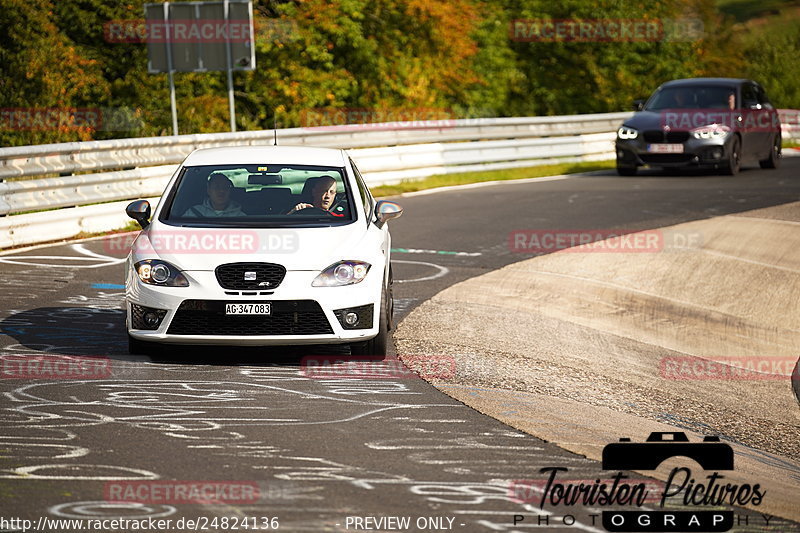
[
  {"xmin": 392, "ymin": 260, "xmax": 450, "ymax": 283},
  {"xmin": 0, "ymin": 243, "xmax": 125, "ymax": 269},
  {"xmin": 72, "ymin": 243, "xmax": 122, "ymax": 261},
  {"xmin": 392, "ymin": 248, "xmax": 482, "ymax": 257},
  {"xmin": 49, "ymin": 501, "xmax": 176, "ymax": 519},
  {"xmin": 4, "ymin": 464, "xmax": 160, "ymax": 480}
]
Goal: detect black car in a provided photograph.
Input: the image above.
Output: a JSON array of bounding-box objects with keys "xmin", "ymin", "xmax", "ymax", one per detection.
[{"xmin": 615, "ymin": 78, "xmax": 782, "ymax": 176}]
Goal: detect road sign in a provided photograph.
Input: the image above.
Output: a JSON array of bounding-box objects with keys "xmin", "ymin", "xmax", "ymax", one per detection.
[
  {"xmin": 144, "ymin": 0, "xmax": 255, "ymax": 134},
  {"xmin": 145, "ymin": 1, "xmax": 255, "ymax": 73}
]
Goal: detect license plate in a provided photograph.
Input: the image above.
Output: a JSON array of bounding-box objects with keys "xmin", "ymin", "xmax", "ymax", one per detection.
[
  {"xmin": 225, "ymin": 303, "xmax": 272, "ymax": 315},
  {"xmin": 647, "ymin": 143, "xmax": 684, "ymax": 153}
]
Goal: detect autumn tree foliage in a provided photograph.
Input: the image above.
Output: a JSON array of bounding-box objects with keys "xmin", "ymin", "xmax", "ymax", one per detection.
[
  {"xmin": 0, "ymin": 0, "xmax": 792, "ymax": 146},
  {"xmin": 0, "ymin": 0, "xmax": 109, "ymax": 145}
]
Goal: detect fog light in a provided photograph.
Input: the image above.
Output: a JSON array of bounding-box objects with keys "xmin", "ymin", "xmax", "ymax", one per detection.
[
  {"xmin": 617, "ymin": 150, "xmax": 624, "ymax": 159},
  {"xmin": 143, "ymin": 312, "xmax": 160, "ymax": 327},
  {"xmin": 131, "ymin": 303, "xmax": 167, "ymax": 330},
  {"xmin": 334, "ymin": 304, "xmax": 374, "ymax": 330},
  {"xmin": 712, "ymin": 148, "xmax": 723, "ymax": 159}
]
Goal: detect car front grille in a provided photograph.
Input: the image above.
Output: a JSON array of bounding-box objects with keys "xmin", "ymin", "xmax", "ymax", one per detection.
[
  {"xmin": 643, "ymin": 131, "xmax": 690, "ymax": 143},
  {"xmin": 167, "ymin": 300, "xmax": 333, "ymax": 336},
  {"xmin": 215, "ymin": 262, "xmax": 286, "ymax": 290}
]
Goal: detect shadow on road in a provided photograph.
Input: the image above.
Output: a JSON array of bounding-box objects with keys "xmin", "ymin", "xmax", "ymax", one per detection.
[{"xmin": 0, "ymin": 307, "xmax": 358, "ymax": 367}]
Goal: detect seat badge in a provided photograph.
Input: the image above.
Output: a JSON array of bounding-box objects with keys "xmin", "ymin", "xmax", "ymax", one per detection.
[{"xmin": 244, "ymin": 271, "xmax": 257, "ymax": 281}]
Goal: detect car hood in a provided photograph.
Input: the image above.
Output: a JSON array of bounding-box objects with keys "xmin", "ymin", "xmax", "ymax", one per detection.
[
  {"xmin": 133, "ymin": 223, "xmax": 373, "ymax": 271},
  {"xmin": 623, "ymin": 109, "xmax": 743, "ymax": 132},
  {"xmin": 621, "ymin": 111, "xmax": 665, "ymax": 131}
]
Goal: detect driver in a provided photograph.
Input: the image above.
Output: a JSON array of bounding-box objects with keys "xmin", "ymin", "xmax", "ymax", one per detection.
[
  {"xmin": 287, "ymin": 175, "xmax": 343, "ymax": 216},
  {"xmin": 671, "ymin": 87, "xmax": 691, "ymax": 108}
]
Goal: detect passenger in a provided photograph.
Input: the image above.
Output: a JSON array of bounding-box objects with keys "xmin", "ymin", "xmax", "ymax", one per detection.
[
  {"xmin": 287, "ymin": 175, "xmax": 342, "ymax": 216},
  {"xmin": 183, "ymin": 173, "xmax": 245, "ymax": 217}
]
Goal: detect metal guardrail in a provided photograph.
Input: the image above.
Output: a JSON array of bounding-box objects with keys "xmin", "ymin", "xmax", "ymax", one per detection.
[
  {"xmin": 2, "ymin": 110, "xmax": 796, "ymax": 250},
  {"xmin": 0, "ymin": 112, "xmax": 629, "ymax": 248},
  {"xmin": 0, "ymin": 113, "xmax": 630, "ymax": 181}
]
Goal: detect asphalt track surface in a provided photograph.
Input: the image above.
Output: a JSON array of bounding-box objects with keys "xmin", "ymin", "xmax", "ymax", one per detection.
[{"xmin": 1, "ymin": 160, "xmax": 799, "ymax": 532}]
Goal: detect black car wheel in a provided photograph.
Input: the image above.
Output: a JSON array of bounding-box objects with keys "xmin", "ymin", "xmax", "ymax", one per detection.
[
  {"xmin": 721, "ymin": 137, "xmax": 741, "ymax": 176},
  {"xmin": 128, "ymin": 333, "xmax": 163, "ymax": 355},
  {"xmin": 759, "ymin": 135, "xmax": 781, "ymax": 169},
  {"xmin": 350, "ymin": 281, "xmax": 390, "ymax": 359}
]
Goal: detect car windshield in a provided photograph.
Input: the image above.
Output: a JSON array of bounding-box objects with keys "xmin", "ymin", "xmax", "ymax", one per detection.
[
  {"xmin": 160, "ymin": 164, "xmax": 354, "ymax": 227},
  {"xmin": 645, "ymin": 85, "xmax": 737, "ymax": 111}
]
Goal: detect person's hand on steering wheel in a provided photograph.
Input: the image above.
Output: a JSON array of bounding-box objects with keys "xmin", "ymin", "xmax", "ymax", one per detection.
[
  {"xmin": 287, "ymin": 203, "xmax": 313, "ymax": 214},
  {"xmin": 288, "ymin": 204, "xmax": 334, "ymax": 216}
]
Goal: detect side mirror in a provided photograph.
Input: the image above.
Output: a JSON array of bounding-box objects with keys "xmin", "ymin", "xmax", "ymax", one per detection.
[
  {"xmin": 374, "ymin": 201, "xmax": 403, "ymax": 228},
  {"xmin": 632, "ymin": 99, "xmax": 645, "ymax": 112},
  {"xmin": 126, "ymin": 200, "xmax": 151, "ymax": 229}
]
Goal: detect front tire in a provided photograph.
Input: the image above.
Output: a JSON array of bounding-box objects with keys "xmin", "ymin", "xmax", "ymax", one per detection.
[
  {"xmin": 350, "ymin": 283, "xmax": 390, "ymax": 358},
  {"xmin": 616, "ymin": 165, "xmax": 637, "ymax": 176},
  {"xmin": 128, "ymin": 333, "xmax": 162, "ymax": 356},
  {"xmin": 759, "ymin": 135, "xmax": 781, "ymax": 169},
  {"xmin": 721, "ymin": 137, "xmax": 741, "ymax": 175}
]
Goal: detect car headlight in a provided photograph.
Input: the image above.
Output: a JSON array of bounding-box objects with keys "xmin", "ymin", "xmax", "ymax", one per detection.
[
  {"xmin": 312, "ymin": 261, "xmax": 371, "ymax": 287},
  {"xmin": 617, "ymin": 126, "xmax": 639, "ymax": 140},
  {"xmin": 691, "ymin": 124, "xmax": 731, "ymax": 139},
  {"xmin": 134, "ymin": 260, "xmax": 189, "ymax": 287}
]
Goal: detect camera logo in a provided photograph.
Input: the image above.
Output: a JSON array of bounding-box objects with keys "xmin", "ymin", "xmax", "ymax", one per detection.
[
  {"xmin": 602, "ymin": 432, "xmax": 734, "ymax": 471},
  {"xmin": 514, "ymin": 432, "xmax": 765, "ymax": 532},
  {"xmin": 601, "ymin": 432, "xmax": 739, "ymax": 532}
]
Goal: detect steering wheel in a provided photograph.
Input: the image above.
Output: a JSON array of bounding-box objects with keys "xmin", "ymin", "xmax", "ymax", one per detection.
[
  {"xmin": 329, "ymin": 193, "xmax": 349, "ymax": 215},
  {"xmin": 291, "ymin": 206, "xmax": 334, "ymax": 216}
]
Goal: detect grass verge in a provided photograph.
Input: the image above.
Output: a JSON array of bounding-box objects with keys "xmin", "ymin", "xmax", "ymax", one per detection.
[
  {"xmin": 369, "ymin": 160, "xmax": 615, "ymax": 197},
  {"xmin": 783, "ymin": 139, "xmax": 800, "ymax": 149}
]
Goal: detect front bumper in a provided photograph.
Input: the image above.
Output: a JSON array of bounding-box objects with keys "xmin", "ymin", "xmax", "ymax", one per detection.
[
  {"xmin": 126, "ymin": 269, "xmax": 382, "ymax": 346},
  {"xmin": 616, "ymin": 135, "xmax": 732, "ymax": 168}
]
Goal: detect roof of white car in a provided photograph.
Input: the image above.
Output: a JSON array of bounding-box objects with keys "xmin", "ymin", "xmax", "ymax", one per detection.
[{"xmin": 182, "ymin": 145, "xmax": 348, "ymax": 167}]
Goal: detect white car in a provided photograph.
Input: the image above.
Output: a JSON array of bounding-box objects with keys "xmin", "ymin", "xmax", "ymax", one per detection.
[{"xmin": 124, "ymin": 146, "xmax": 402, "ymax": 356}]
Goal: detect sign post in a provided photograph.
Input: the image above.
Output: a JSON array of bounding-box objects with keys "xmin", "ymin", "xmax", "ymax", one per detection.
[
  {"xmin": 224, "ymin": 0, "xmax": 236, "ymax": 132},
  {"xmin": 163, "ymin": 3, "xmax": 178, "ymax": 136},
  {"xmin": 145, "ymin": 0, "xmax": 256, "ymax": 134}
]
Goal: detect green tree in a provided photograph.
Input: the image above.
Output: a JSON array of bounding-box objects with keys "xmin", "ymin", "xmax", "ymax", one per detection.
[{"xmin": 740, "ymin": 16, "xmax": 800, "ymax": 109}]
